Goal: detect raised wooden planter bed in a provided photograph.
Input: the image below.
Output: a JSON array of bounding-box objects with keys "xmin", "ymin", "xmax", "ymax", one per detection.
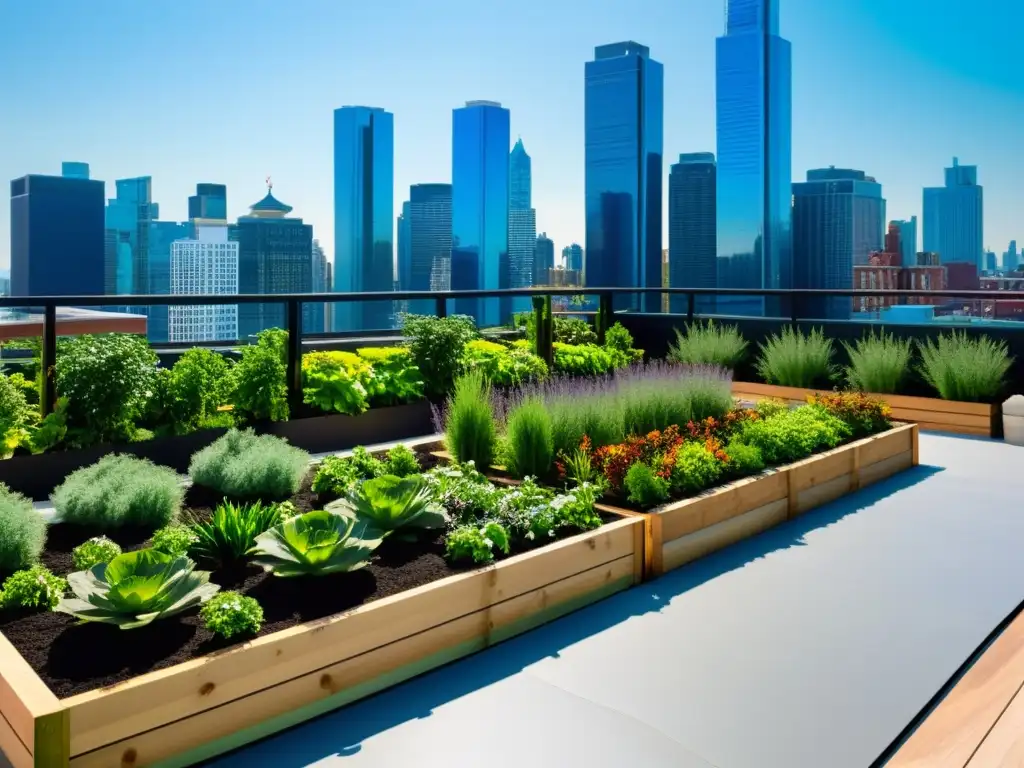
[
  {"xmin": 0, "ymin": 516, "xmax": 643, "ymax": 768},
  {"xmin": 599, "ymin": 423, "xmax": 918, "ymax": 578},
  {"xmin": 0, "ymin": 400, "xmax": 436, "ymax": 501},
  {"xmin": 731, "ymin": 381, "xmax": 999, "ymax": 438}
]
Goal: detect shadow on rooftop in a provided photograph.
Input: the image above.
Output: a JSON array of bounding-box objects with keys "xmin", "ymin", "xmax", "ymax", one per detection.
[{"xmin": 202, "ymin": 463, "xmax": 943, "ymax": 767}]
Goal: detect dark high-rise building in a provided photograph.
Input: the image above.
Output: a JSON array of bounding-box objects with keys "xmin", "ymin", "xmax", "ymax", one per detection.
[
  {"xmin": 562, "ymin": 243, "xmax": 584, "ymax": 273},
  {"xmin": 232, "ymin": 185, "xmax": 315, "ymax": 339},
  {"xmin": 534, "ymin": 233, "xmax": 555, "ymax": 286},
  {"xmin": 716, "ymin": 0, "xmax": 792, "ymax": 317},
  {"xmin": 10, "ymin": 172, "xmax": 105, "ymax": 296},
  {"xmin": 792, "ymin": 167, "xmax": 885, "ymax": 320},
  {"xmin": 408, "ymin": 184, "xmax": 452, "ymax": 316},
  {"xmin": 397, "ymin": 201, "xmax": 412, "ymax": 291},
  {"xmin": 333, "ymin": 106, "xmax": 395, "ymax": 332},
  {"xmin": 452, "ymin": 100, "xmax": 510, "ymax": 326},
  {"xmin": 923, "ymin": 157, "xmax": 984, "ymax": 268},
  {"xmin": 668, "ymin": 152, "xmax": 717, "ymax": 314},
  {"xmin": 584, "ymin": 42, "xmax": 663, "ymax": 312},
  {"xmin": 188, "ymin": 183, "xmax": 228, "ymax": 222}
]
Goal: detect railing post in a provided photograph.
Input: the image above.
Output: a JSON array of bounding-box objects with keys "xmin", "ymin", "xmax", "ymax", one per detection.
[
  {"xmin": 532, "ymin": 295, "xmax": 553, "ymax": 367},
  {"xmin": 434, "ymin": 295, "xmax": 447, "ymax": 319},
  {"xmin": 285, "ymin": 298, "xmax": 302, "ymax": 417},
  {"xmin": 686, "ymin": 292, "xmax": 695, "ymax": 323},
  {"xmin": 41, "ymin": 303, "xmax": 57, "ymax": 416},
  {"xmin": 595, "ymin": 291, "xmax": 613, "ymax": 344}
]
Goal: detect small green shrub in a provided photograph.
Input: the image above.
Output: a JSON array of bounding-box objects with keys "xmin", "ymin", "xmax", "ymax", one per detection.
[
  {"xmin": 604, "ymin": 323, "xmax": 644, "ymax": 367},
  {"xmin": 71, "ymin": 536, "xmax": 122, "ymax": 571},
  {"xmin": 189, "ymin": 429, "xmax": 310, "ymax": 499},
  {"xmin": 917, "ymin": 331, "xmax": 1013, "ymax": 402},
  {"xmin": 233, "ymin": 330, "xmax": 288, "ymax": 422},
  {"xmin": 554, "ymin": 317, "xmax": 598, "ymax": 346},
  {"xmin": 755, "ymin": 327, "xmax": 836, "ymax": 388},
  {"xmin": 741, "ymin": 405, "xmax": 850, "ymax": 464},
  {"xmin": 402, "ymin": 314, "xmax": 477, "ymax": 397},
  {"xmin": 669, "ymin": 443, "xmax": 724, "ymax": 496},
  {"xmin": 668, "ymin": 321, "xmax": 748, "ymax": 369},
  {"xmin": 462, "ymin": 340, "xmax": 548, "ymax": 386},
  {"xmin": 445, "ymin": 522, "xmax": 510, "ymax": 564},
  {"xmin": 55, "ymin": 333, "xmax": 158, "ymax": 446},
  {"xmin": 150, "ymin": 524, "xmax": 199, "ymax": 557},
  {"xmin": 200, "ymin": 591, "xmax": 264, "ymax": 639},
  {"xmin": 7, "ymin": 372, "xmax": 38, "ymax": 406},
  {"xmin": 52, "ymin": 454, "xmax": 184, "ymax": 531},
  {"xmin": 311, "ymin": 456, "xmax": 360, "ymax": 497},
  {"xmin": 0, "ymin": 374, "xmax": 30, "ymax": 445},
  {"xmin": 552, "ymin": 342, "xmax": 615, "ymax": 377},
  {"xmin": 504, "ymin": 398, "xmax": 554, "ymax": 479},
  {"xmin": 0, "ymin": 565, "xmax": 66, "ymax": 611},
  {"xmin": 384, "ymin": 444, "xmax": 420, "ymax": 477},
  {"xmin": 756, "ymin": 398, "xmax": 788, "ymax": 419},
  {"xmin": 190, "ymin": 501, "xmax": 282, "ymax": 566},
  {"xmin": 356, "ymin": 347, "xmax": 425, "ymax": 406},
  {"xmin": 842, "ymin": 332, "xmax": 912, "ymax": 395},
  {"xmin": 445, "ymin": 371, "xmax": 497, "ymax": 469},
  {"xmin": 624, "ymin": 463, "xmax": 669, "ymax": 508},
  {"xmin": 722, "ymin": 439, "xmax": 765, "ymax": 478},
  {"xmin": 807, "ymin": 392, "xmax": 892, "ymax": 439},
  {"xmin": 165, "ymin": 348, "xmax": 235, "ymax": 434},
  {"xmin": 0, "ymin": 484, "xmax": 46, "ymax": 574},
  {"xmin": 301, "ymin": 351, "xmax": 372, "ymax": 415}
]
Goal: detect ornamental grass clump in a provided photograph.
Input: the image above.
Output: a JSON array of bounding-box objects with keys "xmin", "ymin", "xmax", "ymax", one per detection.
[
  {"xmin": 444, "ymin": 370, "xmax": 498, "ymax": 469},
  {"xmin": 504, "ymin": 397, "xmax": 555, "ymax": 479},
  {"xmin": 189, "ymin": 429, "xmax": 310, "ymax": 500},
  {"xmin": 917, "ymin": 331, "xmax": 1012, "ymax": 402},
  {"xmin": 189, "ymin": 501, "xmax": 283, "ymax": 566},
  {"xmin": 616, "ymin": 361, "xmax": 733, "ymax": 437},
  {"xmin": 0, "ymin": 483, "xmax": 46, "ymax": 574},
  {"xmin": 53, "ymin": 454, "xmax": 184, "ymax": 531},
  {"xmin": 668, "ymin": 320, "xmax": 748, "ymax": 370},
  {"xmin": 843, "ymin": 332, "xmax": 912, "ymax": 394},
  {"xmin": 755, "ymin": 327, "xmax": 836, "ymax": 388}
]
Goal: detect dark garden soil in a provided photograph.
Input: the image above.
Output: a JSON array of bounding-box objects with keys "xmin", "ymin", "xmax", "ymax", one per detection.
[{"xmin": 0, "ymin": 454, "xmax": 612, "ymax": 699}]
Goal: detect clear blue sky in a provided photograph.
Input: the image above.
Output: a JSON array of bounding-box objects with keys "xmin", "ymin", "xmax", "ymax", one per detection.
[{"xmin": 1, "ymin": 0, "xmax": 1021, "ymax": 271}]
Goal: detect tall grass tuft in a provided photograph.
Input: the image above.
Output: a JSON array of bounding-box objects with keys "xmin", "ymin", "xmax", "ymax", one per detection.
[
  {"xmin": 917, "ymin": 331, "xmax": 1012, "ymax": 402},
  {"xmin": 755, "ymin": 327, "xmax": 836, "ymax": 388},
  {"xmin": 668, "ymin": 320, "xmax": 748, "ymax": 370},
  {"xmin": 445, "ymin": 370, "xmax": 498, "ymax": 468},
  {"xmin": 842, "ymin": 331, "xmax": 912, "ymax": 394},
  {"xmin": 504, "ymin": 397, "xmax": 554, "ymax": 479}
]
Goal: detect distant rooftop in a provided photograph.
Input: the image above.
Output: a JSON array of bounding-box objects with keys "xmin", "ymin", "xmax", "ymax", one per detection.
[
  {"xmin": 464, "ymin": 100, "xmax": 502, "ymax": 108},
  {"xmin": 0, "ymin": 307, "xmax": 147, "ymax": 341},
  {"xmin": 594, "ymin": 41, "xmax": 650, "ymax": 60}
]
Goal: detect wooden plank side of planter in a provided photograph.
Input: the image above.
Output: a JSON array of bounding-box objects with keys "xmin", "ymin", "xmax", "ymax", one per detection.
[
  {"xmin": 66, "ymin": 546, "xmax": 641, "ymax": 768},
  {"xmin": 662, "ymin": 498, "xmax": 790, "ymax": 573},
  {"xmin": 62, "ymin": 518, "xmax": 641, "ymax": 758},
  {"xmin": 0, "ymin": 633, "xmax": 69, "ymax": 767}
]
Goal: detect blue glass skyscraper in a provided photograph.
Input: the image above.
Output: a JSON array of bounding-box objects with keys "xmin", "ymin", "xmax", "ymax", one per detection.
[
  {"xmin": 584, "ymin": 42, "xmax": 663, "ymax": 312},
  {"xmin": 716, "ymin": 0, "xmax": 792, "ymax": 317},
  {"xmin": 923, "ymin": 158, "xmax": 984, "ymax": 268},
  {"xmin": 409, "ymin": 183, "xmax": 452, "ymax": 316},
  {"xmin": 451, "ymin": 100, "xmax": 510, "ymax": 326},
  {"xmin": 892, "ymin": 217, "xmax": 917, "ymax": 265},
  {"xmin": 148, "ymin": 220, "xmax": 190, "ymax": 342},
  {"xmin": 105, "ymin": 177, "xmax": 158, "ymax": 295},
  {"xmin": 668, "ymin": 152, "xmax": 717, "ymax": 314},
  {"xmin": 792, "ymin": 168, "xmax": 885, "ymax": 320},
  {"xmin": 188, "ymin": 183, "xmax": 227, "ymax": 222},
  {"xmin": 333, "ymin": 106, "xmax": 395, "ymax": 331},
  {"xmin": 397, "ymin": 200, "xmax": 412, "ymax": 291}
]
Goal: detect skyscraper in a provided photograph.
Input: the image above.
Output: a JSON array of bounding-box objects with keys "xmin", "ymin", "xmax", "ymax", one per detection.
[
  {"xmin": 397, "ymin": 201, "xmax": 411, "ymax": 291},
  {"xmin": 333, "ymin": 106, "xmax": 395, "ymax": 331},
  {"xmin": 10, "ymin": 171, "xmax": 105, "ymax": 296},
  {"xmin": 584, "ymin": 42, "xmax": 663, "ymax": 312},
  {"xmin": 923, "ymin": 158, "xmax": 984, "ymax": 268},
  {"xmin": 61, "ymin": 162, "xmax": 90, "ymax": 180},
  {"xmin": 311, "ymin": 239, "xmax": 329, "ymax": 333},
  {"xmin": 792, "ymin": 167, "xmax": 885, "ymax": 320},
  {"xmin": 716, "ymin": 0, "xmax": 792, "ymax": 317},
  {"xmin": 188, "ymin": 183, "xmax": 227, "ymax": 223},
  {"xmin": 1003, "ymin": 240, "xmax": 1019, "ymax": 271},
  {"xmin": 508, "ymin": 138, "xmax": 536, "ymax": 316},
  {"xmin": 668, "ymin": 152, "xmax": 717, "ymax": 314},
  {"xmin": 535, "ymin": 233, "xmax": 555, "ymax": 285},
  {"xmin": 451, "ymin": 100, "xmax": 510, "ymax": 326},
  {"xmin": 169, "ymin": 224, "xmax": 239, "ymax": 343},
  {"xmin": 409, "ymin": 183, "xmax": 452, "ymax": 316},
  {"xmin": 892, "ymin": 217, "xmax": 917, "ymax": 266},
  {"xmin": 148, "ymin": 220, "xmax": 191, "ymax": 342},
  {"xmin": 562, "ymin": 243, "xmax": 583, "ymax": 273},
  {"xmin": 105, "ymin": 176, "xmax": 158, "ymax": 295},
  {"xmin": 232, "ymin": 184, "xmax": 314, "ymax": 339}
]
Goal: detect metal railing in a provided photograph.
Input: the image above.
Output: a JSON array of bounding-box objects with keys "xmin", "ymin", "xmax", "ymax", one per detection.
[{"xmin": 2, "ymin": 286, "xmax": 1022, "ymax": 417}]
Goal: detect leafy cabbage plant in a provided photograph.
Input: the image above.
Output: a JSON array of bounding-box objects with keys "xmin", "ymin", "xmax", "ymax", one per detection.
[
  {"xmin": 56, "ymin": 549, "xmax": 219, "ymax": 630},
  {"xmin": 250, "ymin": 511, "xmax": 384, "ymax": 577},
  {"xmin": 326, "ymin": 475, "xmax": 449, "ymax": 537}
]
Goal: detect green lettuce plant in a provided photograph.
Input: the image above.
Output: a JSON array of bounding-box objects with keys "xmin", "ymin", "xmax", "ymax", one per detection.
[
  {"xmin": 56, "ymin": 549, "xmax": 219, "ymax": 629},
  {"xmin": 150, "ymin": 524, "xmax": 199, "ymax": 557},
  {"xmin": 445, "ymin": 522, "xmax": 510, "ymax": 564},
  {"xmin": 356, "ymin": 347, "xmax": 425, "ymax": 406},
  {"xmin": 250, "ymin": 511, "xmax": 384, "ymax": 577},
  {"xmin": 0, "ymin": 565, "xmax": 67, "ymax": 611},
  {"xmin": 301, "ymin": 351, "xmax": 372, "ymax": 415},
  {"xmin": 71, "ymin": 536, "xmax": 123, "ymax": 571},
  {"xmin": 327, "ymin": 475, "xmax": 448, "ymax": 537}
]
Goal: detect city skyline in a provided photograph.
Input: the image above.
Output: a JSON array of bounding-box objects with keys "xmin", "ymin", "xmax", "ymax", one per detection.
[{"xmin": 1, "ymin": 0, "xmax": 1022, "ymax": 274}]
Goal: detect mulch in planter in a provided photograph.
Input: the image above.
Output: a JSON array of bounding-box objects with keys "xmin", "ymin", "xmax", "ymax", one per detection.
[{"xmin": 0, "ymin": 456, "xmax": 605, "ymax": 699}]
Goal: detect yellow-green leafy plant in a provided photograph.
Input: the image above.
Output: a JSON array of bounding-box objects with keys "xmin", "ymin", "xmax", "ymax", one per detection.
[
  {"xmin": 327, "ymin": 475, "xmax": 449, "ymax": 537},
  {"xmin": 200, "ymin": 590, "xmax": 263, "ymax": 639},
  {"xmin": 250, "ymin": 511, "xmax": 384, "ymax": 577},
  {"xmin": 71, "ymin": 536, "xmax": 122, "ymax": 571},
  {"xmin": 0, "ymin": 565, "xmax": 66, "ymax": 611},
  {"xmin": 301, "ymin": 351, "xmax": 374, "ymax": 415}
]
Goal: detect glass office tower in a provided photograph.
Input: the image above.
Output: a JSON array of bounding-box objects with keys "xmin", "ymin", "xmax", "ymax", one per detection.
[
  {"xmin": 188, "ymin": 183, "xmax": 227, "ymax": 222},
  {"xmin": 333, "ymin": 106, "xmax": 395, "ymax": 332},
  {"xmin": 409, "ymin": 183, "xmax": 452, "ymax": 316},
  {"xmin": 451, "ymin": 101, "xmax": 510, "ymax": 326},
  {"xmin": 923, "ymin": 158, "xmax": 984, "ymax": 268},
  {"xmin": 716, "ymin": 0, "xmax": 792, "ymax": 317},
  {"xmin": 668, "ymin": 152, "xmax": 717, "ymax": 315},
  {"xmin": 584, "ymin": 42, "xmax": 663, "ymax": 312}
]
